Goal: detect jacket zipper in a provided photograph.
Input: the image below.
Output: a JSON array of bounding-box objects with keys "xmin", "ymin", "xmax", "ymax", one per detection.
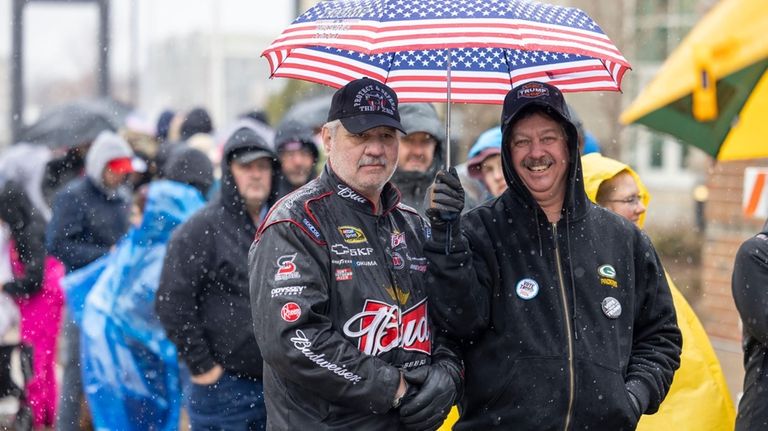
[{"xmin": 552, "ymin": 223, "xmax": 575, "ymax": 431}]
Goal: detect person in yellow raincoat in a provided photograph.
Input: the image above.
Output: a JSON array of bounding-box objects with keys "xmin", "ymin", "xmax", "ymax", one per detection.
[{"xmin": 581, "ymin": 152, "xmax": 735, "ymax": 430}]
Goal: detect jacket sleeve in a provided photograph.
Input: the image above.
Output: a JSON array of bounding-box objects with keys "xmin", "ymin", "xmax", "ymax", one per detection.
[
  {"xmin": 423, "ymin": 215, "xmax": 494, "ymax": 340},
  {"xmin": 249, "ymin": 221, "xmax": 401, "ymax": 415},
  {"xmin": 625, "ymin": 231, "xmax": 682, "ymax": 416},
  {"xmin": 155, "ymin": 218, "xmax": 217, "ymax": 376},
  {"xmin": 3, "ymin": 219, "xmax": 45, "ymax": 298},
  {"xmin": 732, "ymin": 233, "xmax": 768, "ymax": 345},
  {"xmin": 46, "ymin": 189, "xmax": 106, "ymax": 270}
]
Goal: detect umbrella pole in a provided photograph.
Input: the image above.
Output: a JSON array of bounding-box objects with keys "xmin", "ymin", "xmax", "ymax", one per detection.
[{"xmin": 445, "ymin": 48, "xmax": 452, "ymax": 168}]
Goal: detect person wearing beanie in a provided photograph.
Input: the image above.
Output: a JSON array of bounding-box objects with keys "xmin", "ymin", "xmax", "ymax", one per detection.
[
  {"xmin": 46, "ymin": 130, "xmax": 134, "ymax": 431},
  {"xmin": 179, "ymin": 107, "xmax": 214, "ymax": 142},
  {"xmin": 424, "ymin": 81, "xmax": 681, "ymax": 429},
  {"xmin": 390, "ymin": 102, "xmax": 445, "ymax": 215},
  {"xmin": 163, "ymin": 146, "xmax": 214, "ymax": 197},
  {"xmin": 466, "ymin": 126, "xmax": 507, "ymax": 198},
  {"xmin": 274, "ymin": 125, "xmax": 320, "ymax": 194},
  {"xmin": 156, "ymin": 127, "xmax": 280, "ymax": 430}
]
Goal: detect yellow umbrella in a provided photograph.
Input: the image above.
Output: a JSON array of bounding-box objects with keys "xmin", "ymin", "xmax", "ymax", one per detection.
[{"xmin": 621, "ymin": 0, "xmax": 768, "ymax": 161}]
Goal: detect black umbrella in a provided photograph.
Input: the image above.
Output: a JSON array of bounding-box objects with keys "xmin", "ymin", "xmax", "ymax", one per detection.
[{"xmin": 21, "ymin": 98, "xmax": 132, "ymax": 149}]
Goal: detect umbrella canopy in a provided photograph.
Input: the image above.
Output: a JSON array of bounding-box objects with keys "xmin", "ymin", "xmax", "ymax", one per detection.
[
  {"xmin": 621, "ymin": 0, "xmax": 768, "ymax": 161},
  {"xmin": 21, "ymin": 98, "xmax": 131, "ymax": 149},
  {"xmin": 262, "ymin": 0, "xmax": 630, "ymax": 104}
]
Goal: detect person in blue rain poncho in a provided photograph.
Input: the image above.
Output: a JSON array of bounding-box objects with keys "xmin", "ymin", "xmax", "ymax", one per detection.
[{"xmin": 78, "ymin": 147, "xmax": 212, "ymax": 431}]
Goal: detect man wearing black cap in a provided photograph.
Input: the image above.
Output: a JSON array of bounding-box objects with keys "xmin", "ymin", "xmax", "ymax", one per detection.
[
  {"xmin": 249, "ymin": 77, "xmax": 462, "ymax": 430},
  {"xmin": 156, "ymin": 127, "xmax": 281, "ymax": 430},
  {"xmin": 424, "ymin": 81, "xmax": 681, "ymax": 430}
]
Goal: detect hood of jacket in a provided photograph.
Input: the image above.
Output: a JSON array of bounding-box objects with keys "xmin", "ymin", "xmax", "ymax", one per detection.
[
  {"xmin": 85, "ymin": 130, "xmax": 134, "ymax": 193},
  {"xmin": 136, "ymin": 179, "xmax": 207, "ymax": 243},
  {"xmin": 164, "ymin": 147, "xmax": 214, "ymax": 197},
  {"xmin": 499, "ymin": 103, "xmax": 588, "ymax": 222},
  {"xmin": 219, "ymin": 127, "xmax": 281, "ymax": 217},
  {"xmin": 391, "ymin": 103, "xmax": 444, "ymax": 212},
  {"xmin": 581, "ymin": 152, "xmax": 650, "ymax": 228}
]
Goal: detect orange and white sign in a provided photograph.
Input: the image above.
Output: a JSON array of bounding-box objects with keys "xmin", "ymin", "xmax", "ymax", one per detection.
[{"xmin": 743, "ymin": 167, "xmax": 768, "ymax": 219}]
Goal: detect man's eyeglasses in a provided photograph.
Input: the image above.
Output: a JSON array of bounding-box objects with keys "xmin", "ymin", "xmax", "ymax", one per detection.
[{"xmin": 605, "ymin": 194, "xmax": 645, "ymax": 206}]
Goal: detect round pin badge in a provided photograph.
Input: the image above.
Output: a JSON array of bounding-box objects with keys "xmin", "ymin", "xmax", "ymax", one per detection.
[
  {"xmin": 516, "ymin": 278, "xmax": 539, "ymax": 300},
  {"xmin": 601, "ymin": 297, "xmax": 622, "ymax": 319}
]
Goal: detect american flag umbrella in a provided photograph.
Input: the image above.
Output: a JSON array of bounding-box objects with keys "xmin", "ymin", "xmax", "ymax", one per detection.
[{"xmin": 262, "ymin": 0, "xmax": 631, "ymax": 163}]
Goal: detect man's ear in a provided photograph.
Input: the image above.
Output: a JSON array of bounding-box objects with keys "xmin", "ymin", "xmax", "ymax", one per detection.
[{"xmin": 321, "ymin": 127, "xmax": 333, "ymax": 154}]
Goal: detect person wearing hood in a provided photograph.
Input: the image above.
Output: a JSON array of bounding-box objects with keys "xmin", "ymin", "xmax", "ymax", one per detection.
[
  {"xmin": 465, "ymin": 126, "xmax": 507, "ymax": 200},
  {"xmin": 273, "ymin": 123, "xmax": 320, "ymax": 195},
  {"xmin": 156, "ymin": 127, "xmax": 280, "ymax": 430},
  {"xmin": 46, "ymin": 130, "xmax": 134, "ymax": 431},
  {"xmin": 424, "ymin": 81, "xmax": 681, "ymax": 430},
  {"xmin": 582, "ymin": 152, "xmax": 735, "ymax": 430},
  {"xmin": 79, "ymin": 149, "xmax": 211, "ymax": 430},
  {"xmin": 732, "ymin": 220, "xmax": 768, "ymax": 430},
  {"xmin": 390, "ymin": 103, "xmax": 445, "ymax": 215}
]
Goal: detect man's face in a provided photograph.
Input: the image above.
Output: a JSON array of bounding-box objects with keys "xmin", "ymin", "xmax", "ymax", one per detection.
[
  {"xmin": 322, "ymin": 123, "xmax": 399, "ymax": 199},
  {"xmin": 231, "ymin": 158, "xmax": 273, "ymax": 206},
  {"xmin": 102, "ymin": 169, "xmax": 130, "ymax": 190},
  {"xmin": 279, "ymin": 148, "xmax": 315, "ymax": 187},
  {"xmin": 479, "ymin": 154, "xmax": 507, "ymax": 197},
  {"xmin": 398, "ymin": 132, "xmax": 437, "ymax": 172},
  {"xmin": 509, "ymin": 112, "xmax": 569, "ymax": 206}
]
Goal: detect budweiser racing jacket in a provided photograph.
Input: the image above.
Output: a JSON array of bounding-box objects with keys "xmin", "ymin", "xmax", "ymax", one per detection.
[{"xmin": 249, "ymin": 165, "xmax": 460, "ymax": 430}]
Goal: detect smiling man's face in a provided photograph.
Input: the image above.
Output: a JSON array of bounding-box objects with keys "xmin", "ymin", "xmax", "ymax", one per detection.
[{"xmin": 509, "ymin": 111, "xmax": 569, "ymax": 207}]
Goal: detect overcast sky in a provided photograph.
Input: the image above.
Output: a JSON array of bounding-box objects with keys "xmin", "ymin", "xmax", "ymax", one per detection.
[{"xmin": 0, "ymin": 0, "xmax": 294, "ymax": 83}]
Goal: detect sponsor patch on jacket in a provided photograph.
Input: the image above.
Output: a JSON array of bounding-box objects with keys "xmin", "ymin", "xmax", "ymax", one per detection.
[
  {"xmin": 335, "ymin": 268, "xmax": 353, "ymax": 281},
  {"xmin": 391, "ymin": 252, "xmax": 405, "ymax": 270},
  {"xmin": 342, "ymin": 298, "xmax": 431, "ymax": 356},
  {"xmin": 516, "ymin": 278, "xmax": 539, "ymax": 300},
  {"xmin": 385, "ymin": 285, "xmax": 410, "ymax": 305},
  {"xmin": 281, "ymin": 302, "xmax": 302, "ymax": 322},
  {"xmin": 302, "ymin": 218, "xmax": 322, "ymax": 239},
  {"xmin": 332, "ymin": 258, "xmax": 378, "ymax": 267},
  {"xmin": 271, "ymin": 285, "xmax": 306, "ymax": 297},
  {"xmin": 291, "ymin": 329, "xmax": 362, "ymax": 384},
  {"xmin": 391, "ymin": 232, "xmax": 406, "ymax": 249},
  {"xmin": 331, "ymin": 244, "xmax": 374, "ymax": 257},
  {"xmin": 275, "ymin": 254, "xmax": 301, "ymax": 281},
  {"xmin": 598, "ymin": 264, "xmax": 618, "ymax": 288},
  {"xmin": 338, "ymin": 226, "xmax": 367, "ymax": 243},
  {"xmin": 337, "ymin": 185, "xmax": 367, "ymax": 204}
]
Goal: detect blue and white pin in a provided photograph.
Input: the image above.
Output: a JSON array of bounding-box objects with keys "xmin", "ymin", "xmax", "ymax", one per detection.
[{"xmin": 516, "ymin": 278, "xmax": 539, "ymax": 300}]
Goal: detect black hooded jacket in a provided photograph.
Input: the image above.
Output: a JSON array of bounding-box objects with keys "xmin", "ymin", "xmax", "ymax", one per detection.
[
  {"xmin": 156, "ymin": 127, "xmax": 280, "ymax": 380},
  {"xmin": 733, "ymin": 224, "xmax": 768, "ymax": 431},
  {"xmin": 424, "ymin": 107, "xmax": 681, "ymax": 430},
  {"xmin": 0, "ymin": 181, "xmax": 46, "ymax": 298}
]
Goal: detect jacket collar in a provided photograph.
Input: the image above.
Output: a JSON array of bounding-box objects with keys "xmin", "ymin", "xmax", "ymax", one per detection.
[{"xmin": 320, "ymin": 164, "xmax": 401, "ymax": 215}]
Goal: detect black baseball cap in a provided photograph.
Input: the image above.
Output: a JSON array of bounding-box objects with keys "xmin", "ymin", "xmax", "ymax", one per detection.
[
  {"xmin": 327, "ymin": 77, "xmax": 405, "ymax": 134},
  {"xmin": 500, "ymin": 81, "xmax": 577, "ymax": 148}
]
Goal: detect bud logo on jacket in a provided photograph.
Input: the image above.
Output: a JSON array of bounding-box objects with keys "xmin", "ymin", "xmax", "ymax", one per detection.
[
  {"xmin": 517, "ymin": 82, "xmax": 550, "ymax": 99},
  {"xmin": 281, "ymin": 302, "xmax": 302, "ymax": 322},
  {"xmin": 391, "ymin": 232, "xmax": 406, "ymax": 249},
  {"xmin": 337, "ymin": 185, "xmax": 367, "ymax": 204},
  {"xmin": 338, "ymin": 226, "xmax": 367, "ymax": 243},
  {"xmin": 598, "ymin": 264, "xmax": 618, "ymax": 288},
  {"xmin": 275, "ymin": 254, "xmax": 301, "ymax": 281},
  {"xmin": 342, "ymin": 298, "xmax": 431, "ymax": 356}
]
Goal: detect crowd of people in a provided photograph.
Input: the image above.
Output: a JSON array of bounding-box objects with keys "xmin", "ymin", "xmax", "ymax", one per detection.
[{"xmin": 0, "ymin": 77, "xmax": 757, "ymax": 431}]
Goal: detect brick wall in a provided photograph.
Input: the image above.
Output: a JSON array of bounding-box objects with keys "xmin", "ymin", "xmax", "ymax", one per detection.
[{"xmin": 699, "ymin": 158, "xmax": 768, "ymax": 343}]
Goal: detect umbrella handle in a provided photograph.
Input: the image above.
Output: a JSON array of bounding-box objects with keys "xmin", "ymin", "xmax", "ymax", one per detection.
[{"xmin": 445, "ymin": 49, "xmax": 452, "ymax": 168}]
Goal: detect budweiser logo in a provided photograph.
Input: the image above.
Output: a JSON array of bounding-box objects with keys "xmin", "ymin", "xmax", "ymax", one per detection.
[{"xmin": 342, "ymin": 298, "xmax": 431, "ymax": 356}]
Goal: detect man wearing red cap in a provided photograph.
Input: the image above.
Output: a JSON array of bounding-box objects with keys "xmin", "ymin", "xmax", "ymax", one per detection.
[{"xmin": 46, "ymin": 130, "xmax": 134, "ymax": 431}]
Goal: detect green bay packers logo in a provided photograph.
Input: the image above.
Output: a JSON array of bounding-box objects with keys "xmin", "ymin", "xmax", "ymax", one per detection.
[
  {"xmin": 598, "ymin": 264, "xmax": 618, "ymax": 288},
  {"xmin": 338, "ymin": 226, "xmax": 367, "ymax": 243}
]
